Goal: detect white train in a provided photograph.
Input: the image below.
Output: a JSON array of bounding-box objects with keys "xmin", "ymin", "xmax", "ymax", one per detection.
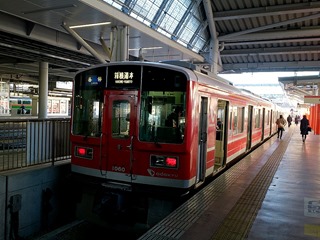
[{"xmin": 8, "ymin": 96, "xmax": 71, "ymax": 117}]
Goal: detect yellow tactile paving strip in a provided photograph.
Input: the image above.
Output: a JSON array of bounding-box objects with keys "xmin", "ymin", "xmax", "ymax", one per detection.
[
  {"xmin": 139, "ymin": 131, "xmax": 293, "ymax": 240},
  {"xmin": 211, "ymin": 131, "xmax": 293, "ymax": 239}
]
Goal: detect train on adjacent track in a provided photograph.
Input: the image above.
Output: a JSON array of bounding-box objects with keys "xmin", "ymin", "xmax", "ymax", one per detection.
[
  {"xmin": 9, "ymin": 96, "xmax": 71, "ymax": 116},
  {"xmin": 70, "ymin": 61, "xmax": 283, "ymax": 226}
]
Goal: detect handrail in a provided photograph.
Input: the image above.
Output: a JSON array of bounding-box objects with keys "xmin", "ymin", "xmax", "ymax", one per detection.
[{"xmin": 0, "ymin": 118, "xmax": 71, "ymax": 172}]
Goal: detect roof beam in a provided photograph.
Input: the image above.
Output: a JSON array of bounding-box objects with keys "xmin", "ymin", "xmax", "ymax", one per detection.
[
  {"xmin": 221, "ymin": 61, "xmax": 320, "ymax": 72},
  {"xmin": 221, "ymin": 45, "xmax": 320, "ymax": 57},
  {"xmin": 278, "ymin": 76, "xmax": 320, "ymax": 84},
  {"xmin": 213, "ymin": 2, "xmax": 320, "ymax": 21},
  {"xmin": 218, "ymin": 13, "xmax": 320, "ymax": 41},
  {"xmin": 222, "ymin": 37, "xmax": 320, "ymax": 47},
  {"xmin": 61, "ymin": 22, "xmax": 107, "ymax": 63},
  {"xmin": 219, "ymin": 28, "xmax": 320, "ymax": 42},
  {"xmin": 202, "ymin": 0, "xmax": 218, "ymax": 39},
  {"xmin": 79, "ymin": 0, "xmax": 204, "ymax": 62}
]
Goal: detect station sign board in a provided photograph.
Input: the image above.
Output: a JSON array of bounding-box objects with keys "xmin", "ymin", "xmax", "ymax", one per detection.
[{"xmin": 304, "ymin": 96, "xmax": 320, "ymax": 104}]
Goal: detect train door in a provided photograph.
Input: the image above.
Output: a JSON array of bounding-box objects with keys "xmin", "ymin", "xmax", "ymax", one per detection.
[
  {"xmin": 246, "ymin": 105, "xmax": 253, "ymax": 150},
  {"xmin": 197, "ymin": 97, "xmax": 208, "ymax": 184},
  {"xmin": 261, "ymin": 108, "xmax": 265, "ymax": 140},
  {"xmin": 104, "ymin": 91, "xmax": 137, "ymax": 181},
  {"xmin": 214, "ymin": 100, "xmax": 228, "ymax": 171}
]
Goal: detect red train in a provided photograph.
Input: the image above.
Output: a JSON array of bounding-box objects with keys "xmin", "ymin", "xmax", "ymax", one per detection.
[{"xmin": 70, "ymin": 61, "xmax": 282, "ymax": 223}]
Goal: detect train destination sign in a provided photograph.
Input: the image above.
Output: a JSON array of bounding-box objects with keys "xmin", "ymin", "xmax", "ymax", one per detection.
[
  {"xmin": 114, "ymin": 71, "xmax": 134, "ymax": 84},
  {"xmin": 304, "ymin": 96, "xmax": 320, "ymax": 104},
  {"xmin": 108, "ymin": 65, "xmax": 141, "ymax": 89}
]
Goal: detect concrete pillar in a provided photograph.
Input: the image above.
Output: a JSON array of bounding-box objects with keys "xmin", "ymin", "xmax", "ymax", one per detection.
[
  {"xmin": 110, "ymin": 26, "xmax": 129, "ymax": 61},
  {"xmin": 38, "ymin": 62, "xmax": 48, "ymax": 118},
  {"xmin": 211, "ymin": 38, "xmax": 220, "ymax": 74},
  {"xmin": 120, "ymin": 26, "xmax": 129, "ymax": 61}
]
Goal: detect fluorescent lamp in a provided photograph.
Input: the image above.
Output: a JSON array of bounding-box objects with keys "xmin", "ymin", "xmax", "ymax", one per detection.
[
  {"xmin": 70, "ymin": 22, "xmax": 111, "ymax": 29},
  {"xmin": 129, "ymin": 47, "xmax": 163, "ymax": 51}
]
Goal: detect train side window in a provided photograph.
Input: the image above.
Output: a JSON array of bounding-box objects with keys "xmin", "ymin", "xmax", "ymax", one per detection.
[
  {"xmin": 233, "ymin": 108, "xmax": 238, "ymax": 134},
  {"xmin": 266, "ymin": 110, "xmax": 270, "ymax": 125},
  {"xmin": 239, "ymin": 107, "xmax": 245, "ymax": 133},
  {"xmin": 234, "ymin": 107, "xmax": 244, "ymax": 134},
  {"xmin": 255, "ymin": 109, "xmax": 261, "ymax": 128}
]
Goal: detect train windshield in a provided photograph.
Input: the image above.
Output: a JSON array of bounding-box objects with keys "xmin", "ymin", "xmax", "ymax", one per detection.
[
  {"xmin": 72, "ymin": 67, "xmax": 106, "ymax": 137},
  {"xmin": 139, "ymin": 66, "xmax": 187, "ymax": 144}
]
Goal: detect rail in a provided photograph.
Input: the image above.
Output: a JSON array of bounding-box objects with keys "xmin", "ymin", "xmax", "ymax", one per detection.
[{"xmin": 0, "ymin": 118, "xmax": 71, "ymax": 172}]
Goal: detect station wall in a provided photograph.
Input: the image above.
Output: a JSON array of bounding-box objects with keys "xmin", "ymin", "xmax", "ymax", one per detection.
[{"xmin": 0, "ymin": 163, "xmax": 74, "ymax": 240}]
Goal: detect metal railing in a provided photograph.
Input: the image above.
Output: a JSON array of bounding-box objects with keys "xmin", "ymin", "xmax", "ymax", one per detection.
[{"xmin": 0, "ymin": 118, "xmax": 71, "ymax": 172}]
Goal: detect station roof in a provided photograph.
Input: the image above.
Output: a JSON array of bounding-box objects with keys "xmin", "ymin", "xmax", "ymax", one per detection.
[{"xmin": 0, "ymin": 0, "xmax": 320, "ymax": 85}]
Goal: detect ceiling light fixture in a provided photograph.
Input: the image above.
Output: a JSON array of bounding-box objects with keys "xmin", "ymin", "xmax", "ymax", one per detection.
[
  {"xmin": 69, "ymin": 22, "xmax": 111, "ymax": 29},
  {"xmin": 129, "ymin": 47, "xmax": 163, "ymax": 51}
]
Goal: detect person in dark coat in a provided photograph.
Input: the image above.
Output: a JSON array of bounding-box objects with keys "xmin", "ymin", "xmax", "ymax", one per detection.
[
  {"xmin": 165, "ymin": 106, "xmax": 183, "ymax": 128},
  {"xmin": 300, "ymin": 115, "xmax": 310, "ymax": 142},
  {"xmin": 287, "ymin": 115, "xmax": 292, "ymax": 127},
  {"xmin": 165, "ymin": 106, "xmax": 183, "ymax": 142}
]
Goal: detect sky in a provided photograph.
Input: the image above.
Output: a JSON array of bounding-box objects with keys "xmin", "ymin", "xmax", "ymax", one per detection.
[
  {"xmin": 218, "ymin": 71, "xmax": 319, "ymax": 110},
  {"xmin": 219, "ymin": 71, "xmax": 319, "ymax": 85},
  {"xmin": 219, "ymin": 71, "xmax": 319, "ymax": 96}
]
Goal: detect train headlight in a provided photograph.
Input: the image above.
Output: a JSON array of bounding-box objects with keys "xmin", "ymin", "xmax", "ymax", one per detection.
[
  {"xmin": 75, "ymin": 146, "xmax": 93, "ymax": 159},
  {"xmin": 150, "ymin": 155, "xmax": 178, "ymax": 169}
]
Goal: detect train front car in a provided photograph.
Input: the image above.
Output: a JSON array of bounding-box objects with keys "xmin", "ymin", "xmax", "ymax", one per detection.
[{"xmin": 70, "ymin": 62, "xmax": 195, "ymax": 224}]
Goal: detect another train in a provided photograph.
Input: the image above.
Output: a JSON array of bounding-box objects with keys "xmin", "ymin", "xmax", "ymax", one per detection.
[
  {"xmin": 9, "ymin": 96, "xmax": 71, "ymax": 116},
  {"xmin": 70, "ymin": 61, "xmax": 283, "ymax": 225}
]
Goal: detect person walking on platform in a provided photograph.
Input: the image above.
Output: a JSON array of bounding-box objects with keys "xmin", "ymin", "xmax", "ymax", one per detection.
[
  {"xmin": 300, "ymin": 115, "xmax": 310, "ymax": 142},
  {"xmin": 287, "ymin": 115, "xmax": 292, "ymax": 127},
  {"xmin": 294, "ymin": 115, "xmax": 299, "ymax": 125},
  {"xmin": 276, "ymin": 115, "xmax": 287, "ymax": 139}
]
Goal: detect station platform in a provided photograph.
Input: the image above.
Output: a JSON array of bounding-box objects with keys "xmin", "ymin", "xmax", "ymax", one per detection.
[{"xmin": 139, "ymin": 125, "xmax": 320, "ymax": 240}]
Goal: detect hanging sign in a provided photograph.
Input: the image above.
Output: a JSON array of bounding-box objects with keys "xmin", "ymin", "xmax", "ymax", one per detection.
[{"xmin": 304, "ymin": 96, "xmax": 320, "ymax": 104}]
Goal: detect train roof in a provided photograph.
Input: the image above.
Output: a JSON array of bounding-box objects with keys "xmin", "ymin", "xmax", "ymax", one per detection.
[
  {"xmin": 75, "ymin": 60, "xmax": 197, "ymax": 77},
  {"xmin": 76, "ymin": 61, "xmax": 275, "ymax": 107}
]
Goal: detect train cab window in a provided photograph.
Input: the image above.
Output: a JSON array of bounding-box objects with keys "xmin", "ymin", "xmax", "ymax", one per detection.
[
  {"xmin": 139, "ymin": 93, "xmax": 185, "ymax": 144},
  {"xmin": 72, "ymin": 67, "xmax": 106, "ymax": 137},
  {"xmin": 139, "ymin": 66, "xmax": 187, "ymax": 144}
]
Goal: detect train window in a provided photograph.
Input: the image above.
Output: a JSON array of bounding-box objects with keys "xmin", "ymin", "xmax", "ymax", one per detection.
[
  {"xmin": 233, "ymin": 108, "xmax": 237, "ymax": 134},
  {"xmin": 238, "ymin": 107, "xmax": 245, "ymax": 133},
  {"xmin": 72, "ymin": 95, "xmax": 103, "ymax": 137},
  {"xmin": 112, "ymin": 100, "xmax": 130, "ymax": 139},
  {"xmin": 232, "ymin": 107, "xmax": 245, "ymax": 134},
  {"xmin": 266, "ymin": 110, "xmax": 270, "ymax": 125},
  {"xmin": 138, "ymin": 66, "xmax": 187, "ymax": 144},
  {"xmin": 139, "ymin": 92, "xmax": 185, "ymax": 144},
  {"xmin": 255, "ymin": 109, "xmax": 261, "ymax": 128},
  {"xmin": 233, "ymin": 107, "xmax": 245, "ymax": 134},
  {"xmin": 72, "ymin": 68, "xmax": 105, "ymax": 137},
  {"xmin": 22, "ymin": 100, "xmax": 31, "ymax": 104},
  {"xmin": 229, "ymin": 111, "xmax": 232, "ymax": 131}
]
